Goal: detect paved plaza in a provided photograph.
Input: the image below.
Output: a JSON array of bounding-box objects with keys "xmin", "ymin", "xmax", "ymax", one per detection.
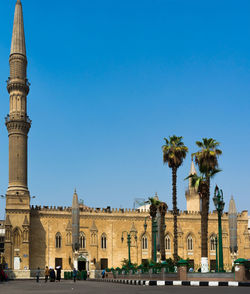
[{"xmin": 0, "ymin": 280, "xmax": 250, "ymax": 294}]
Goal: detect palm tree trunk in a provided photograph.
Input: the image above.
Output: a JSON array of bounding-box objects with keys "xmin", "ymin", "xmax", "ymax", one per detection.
[
  {"xmin": 201, "ymin": 194, "xmax": 207, "ymax": 257},
  {"xmin": 159, "ymin": 202, "xmax": 167, "ymax": 261},
  {"xmin": 172, "ymin": 166, "xmax": 178, "ymax": 263},
  {"xmin": 150, "ymin": 204, "xmax": 157, "ymax": 261}
]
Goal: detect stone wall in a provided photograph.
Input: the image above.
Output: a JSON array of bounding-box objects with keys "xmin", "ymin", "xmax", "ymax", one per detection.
[{"xmin": 25, "ymin": 206, "xmax": 250, "ymax": 271}]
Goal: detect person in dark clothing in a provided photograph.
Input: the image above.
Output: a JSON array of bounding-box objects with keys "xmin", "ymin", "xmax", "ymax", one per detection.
[
  {"xmin": 36, "ymin": 267, "xmax": 40, "ymax": 283},
  {"xmin": 50, "ymin": 268, "xmax": 55, "ymax": 282},
  {"xmin": 73, "ymin": 268, "xmax": 77, "ymax": 282},
  {"xmin": 0, "ymin": 268, "xmax": 7, "ymax": 282},
  {"xmin": 56, "ymin": 267, "xmax": 61, "ymax": 282}
]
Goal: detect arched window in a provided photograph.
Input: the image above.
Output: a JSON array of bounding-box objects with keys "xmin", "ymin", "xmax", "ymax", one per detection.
[
  {"xmin": 142, "ymin": 235, "xmax": 148, "ymax": 249},
  {"xmin": 165, "ymin": 235, "xmax": 171, "ymax": 250},
  {"xmin": 13, "ymin": 228, "xmax": 21, "ymax": 248},
  {"xmin": 101, "ymin": 234, "xmax": 107, "ymax": 249},
  {"xmin": 55, "ymin": 232, "xmax": 62, "ymax": 248},
  {"xmin": 210, "ymin": 235, "xmax": 216, "ymax": 251},
  {"xmin": 187, "ymin": 235, "xmax": 193, "ymax": 251},
  {"xmin": 79, "ymin": 232, "xmax": 86, "ymax": 249}
]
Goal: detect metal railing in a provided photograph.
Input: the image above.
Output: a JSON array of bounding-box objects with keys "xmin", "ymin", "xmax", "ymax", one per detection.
[{"xmin": 5, "ymin": 114, "xmax": 32, "ymax": 124}]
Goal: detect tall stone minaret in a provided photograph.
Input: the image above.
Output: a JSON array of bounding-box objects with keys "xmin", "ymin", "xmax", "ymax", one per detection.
[
  {"xmin": 228, "ymin": 196, "xmax": 238, "ymax": 254},
  {"xmin": 5, "ymin": 0, "xmax": 31, "ymax": 272},
  {"xmin": 72, "ymin": 189, "xmax": 80, "ymax": 252},
  {"xmin": 72, "ymin": 189, "xmax": 80, "ymax": 269},
  {"xmin": 6, "ymin": 0, "xmax": 31, "ymax": 208}
]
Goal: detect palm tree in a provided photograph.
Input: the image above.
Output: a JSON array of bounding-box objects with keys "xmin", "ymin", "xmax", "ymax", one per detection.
[
  {"xmin": 191, "ymin": 138, "xmax": 222, "ymax": 259},
  {"xmin": 162, "ymin": 135, "xmax": 188, "ymax": 262}
]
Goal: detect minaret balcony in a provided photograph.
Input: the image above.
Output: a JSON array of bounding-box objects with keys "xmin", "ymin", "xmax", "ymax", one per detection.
[
  {"xmin": 6, "ymin": 77, "xmax": 30, "ymax": 95},
  {"xmin": 5, "ymin": 114, "xmax": 31, "ymax": 124}
]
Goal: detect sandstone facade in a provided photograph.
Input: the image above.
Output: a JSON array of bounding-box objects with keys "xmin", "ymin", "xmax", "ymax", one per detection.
[{"xmin": 4, "ymin": 201, "xmax": 250, "ymax": 272}]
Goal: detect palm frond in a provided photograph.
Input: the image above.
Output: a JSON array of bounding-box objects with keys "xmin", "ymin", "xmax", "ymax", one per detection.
[
  {"xmin": 196, "ymin": 141, "xmax": 204, "ymax": 148},
  {"xmin": 209, "ymin": 168, "xmax": 222, "ymax": 178},
  {"xmin": 162, "ymin": 135, "xmax": 188, "ymax": 168}
]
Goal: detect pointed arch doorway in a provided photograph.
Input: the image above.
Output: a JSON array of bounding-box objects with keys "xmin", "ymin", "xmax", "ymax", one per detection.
[{"xmin": 78, "ymin": 255, "xmax": 88, "ymax": 271}]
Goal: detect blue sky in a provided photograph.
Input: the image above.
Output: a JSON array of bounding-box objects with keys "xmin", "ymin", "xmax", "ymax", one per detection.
[{"xmin": 0, "ymin": 0, "xmax": 250, "ymax": 219}]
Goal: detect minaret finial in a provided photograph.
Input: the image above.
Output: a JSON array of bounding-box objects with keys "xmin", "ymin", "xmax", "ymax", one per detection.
[
  {"xmin": 188, "ymin": 159, "xmax": 197, "ymax": 190},
  {"xmin": 190, "ymin": 159, "xmax": 196, "ymax": 175},
  {"xmin": 10, "ymin": 0, "xmax": 26, "ymax": 56}
]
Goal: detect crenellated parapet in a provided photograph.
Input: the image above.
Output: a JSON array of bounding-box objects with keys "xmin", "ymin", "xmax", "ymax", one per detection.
[
  {"xmin": 31, "ymin": 205, "xmax": 72, "ymax": 212},
  {"xmin": 30, "ymin": 204, "xmax": 249, "ymax": 224}
]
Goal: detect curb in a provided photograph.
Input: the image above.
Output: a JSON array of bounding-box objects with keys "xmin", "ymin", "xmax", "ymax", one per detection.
[{"xmin": 97, "ymin": 279, "xmax": 250, "ymax": 287}]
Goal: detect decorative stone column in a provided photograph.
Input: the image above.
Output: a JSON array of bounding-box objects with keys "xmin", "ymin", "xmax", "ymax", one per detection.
[
  {"xmin": 4, "ymin": 216, "xmax": 12, "ymax": 269},
  {"xmin": 22, "ymin": 216, "xmax": 30, "ymax": 270}
]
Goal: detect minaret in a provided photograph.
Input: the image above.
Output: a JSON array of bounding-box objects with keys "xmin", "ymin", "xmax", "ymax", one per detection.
[
  {"xmin": 6, "ymin": 0, "xmax": 31, "ymax": 209},
  {"xmin": 72, "ymin": 189, "xmax": 80, "ymax": 270},
  {"xmin": 4, "ymin": 0, "xmax": 31, "ymax": 271},
  {"xmin": 72, "ymin": 189, "xmax": 80, "ymax": 252},
  {"xmin": 189, "ymin": 160, "xmax": 196, "ymax": 191},
  {"xmin": 185, "ymin": 160, "xmax": 201, "ymax": 212},
  {"xmin": 228, "ymin": 196, "xmax": 238, "ymax": 254}
]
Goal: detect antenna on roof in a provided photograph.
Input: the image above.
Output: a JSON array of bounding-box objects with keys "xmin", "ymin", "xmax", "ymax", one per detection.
[{"xmin": 133, "ymin": 198, "xmax": 147, "ymax": 209}]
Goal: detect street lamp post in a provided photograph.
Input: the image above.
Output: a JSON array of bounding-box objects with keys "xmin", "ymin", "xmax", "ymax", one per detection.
[
  {"xmin": 213, "ymin": 185, "xmax": 225, "ymax": 272},
  {"xmin": 144, "ymin": 217, "xmax": 157, "ymax": 263},
  {"xmin": 215, "ymin": 236, "xmax": 218, "ymax": 272},
  {"xmin": 121, "ymin": 229, "xmax": 137, "ymax": 266}
]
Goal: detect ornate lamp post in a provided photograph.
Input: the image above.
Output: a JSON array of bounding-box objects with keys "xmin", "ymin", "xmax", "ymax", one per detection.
[
  {"xmin": 144, "ymin": 216, "xmax": 157, "ymax": 262},
  {"xmin": 213, "ymin": 185, "xmax": 225, "ymax": 272},
  {"xmin": 121, "ymin": 228, "xmax": 137, "ymax": 266},
  {"xmin": 215, "ymin": 236, "xmax": 218, "ymax": 272}
]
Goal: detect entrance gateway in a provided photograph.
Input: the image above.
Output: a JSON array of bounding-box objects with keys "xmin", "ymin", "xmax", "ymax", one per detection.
[
  {"xmin": 78, "ymin": 256, "xmax": 86, "ymax": 271},
  {"xmin": 73, "ymin": 254, "xmax": 89, "ymax": 271}
]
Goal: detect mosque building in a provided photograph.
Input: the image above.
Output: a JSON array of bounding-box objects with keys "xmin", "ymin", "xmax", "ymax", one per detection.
[{"xmin": 3, "ymin": 1, "xmax": 250, "ymax": 278}]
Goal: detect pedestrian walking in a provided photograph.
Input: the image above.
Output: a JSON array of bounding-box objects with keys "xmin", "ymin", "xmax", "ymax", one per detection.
[
  {"xmin": 0, "ymin": 268, "xmax": 8, "ymax": 282},
  {"xmin": 73, "ymin": 268, "xmax": 77, "ymax": 282},
  {"xmin": 50, "ymin": 268, "xmax": 55, "ymax": 282},
  {"xmin": 101, "ymin": 269, "xmax": 105, "ymax": 279},
  {"xmin": 44, "ymin": 266, "xmax": 49, "ymax": 283},
  {"xmin": 56, "ymin": 266, "xmax": 61, "ymax": 282},
  {"xmin": 36, "ymin": 267, "xmax": 40, "ymax": 283}
]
